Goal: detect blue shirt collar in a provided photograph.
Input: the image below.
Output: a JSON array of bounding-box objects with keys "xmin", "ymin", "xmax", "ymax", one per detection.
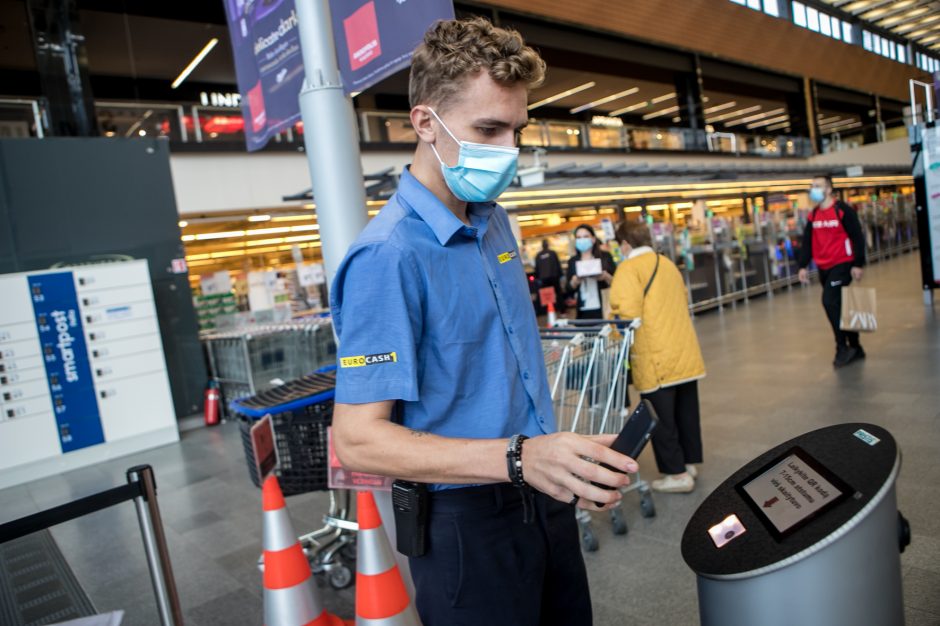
[{"xmin": 398, "ymin": 167, "xmax": 494, "ymax": 246}]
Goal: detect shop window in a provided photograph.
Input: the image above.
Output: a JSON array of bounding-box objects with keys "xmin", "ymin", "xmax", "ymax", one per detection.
[
  {"xmin": 763, "ymin": 0, "xmax": 779, "ymax": 17},
  {"xmin": 863, "ymin": 30, "xmax": 873, "ymax": 51},
  {"xmin": 588, "ymin": 125, "xmax": 625, "ymax": 149},
  {"xmin": 819, "ymin": 14, "xmax": 831, "ymax": 37},
  {"xmin": 546, "ymin": 123, "xmax": 582, "ymax": 148},
  {"xmin": 806, "ymin": 6, "xmax": 820, "ymax": 32}
]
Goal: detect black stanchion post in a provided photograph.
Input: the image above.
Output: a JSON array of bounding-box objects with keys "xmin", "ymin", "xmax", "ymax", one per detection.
[{"xmin": 127, "ymin": 465, "xmax": 183, "ymax": 626}]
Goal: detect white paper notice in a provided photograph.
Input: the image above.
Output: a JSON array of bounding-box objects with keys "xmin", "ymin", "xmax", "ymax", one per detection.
[
  {"xmin": 742, "ymin": 453, "xmax": 843, "ymax": 534},
  {"xmin": 576, "ymin": 258, "xmax": 603, "ymax": 277}
]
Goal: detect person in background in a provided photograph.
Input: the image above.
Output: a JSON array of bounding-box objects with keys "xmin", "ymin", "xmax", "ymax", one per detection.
[
  {"xmin": 797, "ymin": 174, "xmax": 867, "ymax": 368},
  {"xmin": 566, "ymin": 224, "xmax": 615, "ymax": 320},
  {"xmin": 535, "ymin": 239, "xmax": 563, "ymax": 312},
  {"xmin": 609, "ymin": 220, "xmax": 706, "ymax": 494}
]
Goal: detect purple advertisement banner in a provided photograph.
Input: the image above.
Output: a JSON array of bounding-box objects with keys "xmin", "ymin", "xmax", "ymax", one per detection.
[
  {"xmin": 224, "ymin": 0, "xmax": 453, "ymax": 152},
  {"xmin": 330, "ymin": 0, "xmax": 454, "ymax": 95},
  {"xmin": 224, "ymin": 0, "xmax": 305, "ymax": 151}
]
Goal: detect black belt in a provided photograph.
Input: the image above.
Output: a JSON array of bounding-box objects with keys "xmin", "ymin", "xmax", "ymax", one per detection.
[{"xmin": 429, "ymin": 482, "xmax": 537, "ymax": 522}]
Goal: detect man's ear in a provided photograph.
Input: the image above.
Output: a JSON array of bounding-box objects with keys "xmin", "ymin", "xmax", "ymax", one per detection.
[{"xmin": 411, "ymin": 106, "xmax": 435, "ymax": 144}]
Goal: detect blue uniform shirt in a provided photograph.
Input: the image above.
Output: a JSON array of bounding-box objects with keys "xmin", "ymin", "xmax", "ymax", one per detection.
[{"xmin": 331, "ymin": 168, "xmax": 555, "ymax": 488}]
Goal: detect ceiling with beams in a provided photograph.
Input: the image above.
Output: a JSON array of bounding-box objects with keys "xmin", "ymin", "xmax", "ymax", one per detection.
[{"xmin": 821, "ymin": 0, "xmax": 940, "ymax": 50}]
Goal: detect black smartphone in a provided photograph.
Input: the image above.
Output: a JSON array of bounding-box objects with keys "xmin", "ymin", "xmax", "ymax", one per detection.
[{"xmin": 592, "ymin": 399, "xmax": 658, "ymax": 505}]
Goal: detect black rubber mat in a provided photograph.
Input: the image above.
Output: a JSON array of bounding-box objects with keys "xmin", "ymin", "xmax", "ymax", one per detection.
[{"xmin": 0, "ymin": 530, "xmax": 96, "ymax": 626}]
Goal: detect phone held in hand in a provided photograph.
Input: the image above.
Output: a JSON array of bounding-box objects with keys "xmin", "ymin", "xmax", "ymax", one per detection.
[{"xmin": 592, "ymin": 399, "xmax": 659, "ymax": 505}]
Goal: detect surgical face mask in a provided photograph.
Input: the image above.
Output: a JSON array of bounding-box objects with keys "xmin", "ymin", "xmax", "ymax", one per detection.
[
  {"xmin": 427, "ymin": 107, "xmax": 519, "ymax": 203},
  {"xmin": 575, "ymin": 237, "xmax": 594, "ymax": 253},
  {"xmin": 810, "ymin": 187, "xmax": 826, "ymax": 204}
]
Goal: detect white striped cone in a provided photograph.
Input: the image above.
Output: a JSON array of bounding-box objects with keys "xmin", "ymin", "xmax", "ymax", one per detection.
[
  {"xmin": 356, "ymin": 491, "xmax": 421, "ymax": 626},
  {"xmin": 263, "ymin": 475, "xmax": 345, "ymax": 626}
]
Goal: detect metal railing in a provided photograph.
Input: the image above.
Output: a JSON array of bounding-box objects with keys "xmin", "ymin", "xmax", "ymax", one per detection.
[{"xmin": 0, "ymin": 465, "xmax": 182, "ymax": 626}]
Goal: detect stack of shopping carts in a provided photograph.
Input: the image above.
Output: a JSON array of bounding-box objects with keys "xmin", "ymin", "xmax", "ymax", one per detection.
[
  {"xmin": 541, "ymin": 319, "xmax": 656, "ymax": 551},
  {"xmin": 229, "ymin": 367, "xmax": 356, "ymax": 589},
  {"xmin": 202, "ymin": 318, "xmax": 336, "ymax": 418}
]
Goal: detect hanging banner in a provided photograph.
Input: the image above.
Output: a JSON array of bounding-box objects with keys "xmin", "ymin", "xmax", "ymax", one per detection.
[
  {"xmin": 330, "ymin": 0, "xmax": 454, "ymax": 95},
  {"xmin": 223, "ymin": 0, "xmax": 305, "ymax": 151},
  {"xmin": 224, "ymin": 0, "xmax": 453, "ymax": 151}
]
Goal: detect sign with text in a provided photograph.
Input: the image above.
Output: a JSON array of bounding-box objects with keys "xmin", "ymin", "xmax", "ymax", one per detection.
[
  {"xmin": 330, "ymin": 0, "xmax": 454, "ymax": 95},
  {"xmin": 741, "ymin": 450, "xmax": 846, "ymax": 537},
  {"xmin": 223, "ymin": 0, "xmax": 306, "ymax": 151}
]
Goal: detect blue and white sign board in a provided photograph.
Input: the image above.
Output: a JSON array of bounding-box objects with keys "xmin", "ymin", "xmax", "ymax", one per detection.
[{"xmin": 0, "ymin": 260, "xmax": 178, "ymax": 488}]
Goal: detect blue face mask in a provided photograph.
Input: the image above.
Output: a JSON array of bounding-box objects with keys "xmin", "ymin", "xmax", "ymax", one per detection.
[
  {"xmin": 809, "ymin": 187, "xmax": 826, "ymax": 204},
  {"xmin": 575, "ymin": 237, "xmax": 594, "ymax": 253},
  {"xmin": 428, "ymin": 107, "xmax": 519, "ymax": 203}
]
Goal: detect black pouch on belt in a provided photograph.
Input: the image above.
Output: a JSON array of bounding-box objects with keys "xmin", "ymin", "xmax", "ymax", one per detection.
[{"xmin": 391, "ymin": 480, "xmax": 429, "ymax": 557}]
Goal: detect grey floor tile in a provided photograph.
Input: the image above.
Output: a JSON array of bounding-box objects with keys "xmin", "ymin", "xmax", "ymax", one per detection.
[{"xmin": 904, "ymin": 566, "xmax": 940, "ymax": 617}]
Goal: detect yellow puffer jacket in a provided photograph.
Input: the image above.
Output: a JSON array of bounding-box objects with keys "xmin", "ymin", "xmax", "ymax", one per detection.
[{"xmin": 609, "ymin": 249, "xmax": 705, "ymax": 393}]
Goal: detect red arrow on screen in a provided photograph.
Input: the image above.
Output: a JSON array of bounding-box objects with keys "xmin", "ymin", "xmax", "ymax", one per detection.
[{"xmin": 763, "ymin": 497, "xmax": 779, "ymax": 508}]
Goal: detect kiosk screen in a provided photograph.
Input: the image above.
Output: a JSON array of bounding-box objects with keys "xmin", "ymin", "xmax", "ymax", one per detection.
[{"xmin": 739, "ymin": 447, "xmax": 851, "ymax": 539}]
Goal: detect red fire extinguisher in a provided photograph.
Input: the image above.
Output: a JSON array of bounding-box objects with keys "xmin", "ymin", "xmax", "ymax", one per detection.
[{"xmin": 204, "ymin": 381, "xmax": 221, "ymax": 426}]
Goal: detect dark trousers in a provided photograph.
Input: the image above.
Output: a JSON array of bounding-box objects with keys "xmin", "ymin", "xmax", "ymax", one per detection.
[
  {"xmin": 577, "ymin": 307, "xmax": 603, "ymax": 320},
  {"xmin": 818, "ymin": 262, "xmax": 860, "ymax": 348},
  {"xmin": 409, "ymin": 484, "xmax": 592, "ymax": 626},
  {"xmin": 641, "ymin": 380, "xmax": 703, "ymax": 475}
]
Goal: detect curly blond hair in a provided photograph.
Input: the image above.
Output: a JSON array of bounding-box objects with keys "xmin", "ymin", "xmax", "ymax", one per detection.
[{"xmin": 409, "ymin": 17, "xmax": 546, "ymax": 111}]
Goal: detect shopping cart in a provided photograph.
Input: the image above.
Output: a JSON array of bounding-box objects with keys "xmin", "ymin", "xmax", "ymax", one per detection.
[
  {"xmin": 541, "ymin": 318, "xmax": 655, "ymax": 552},
  {"xmin": 230, "ymin": 367, "xmax": 356, "ymax": 589},
  {"xmin": 203, "ymin": 318, "xmax": 336, "ymax": 419}
]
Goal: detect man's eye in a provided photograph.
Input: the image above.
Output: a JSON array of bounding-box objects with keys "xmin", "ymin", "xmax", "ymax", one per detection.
[{"xmin": 477, "ymin": 127, "xmax": 496, "ymax": 136}]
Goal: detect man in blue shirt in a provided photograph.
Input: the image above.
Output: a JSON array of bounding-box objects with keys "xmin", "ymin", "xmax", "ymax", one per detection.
[{"xmin": 331, "ymin": 17, "xmax": 638, "ymax": 626}]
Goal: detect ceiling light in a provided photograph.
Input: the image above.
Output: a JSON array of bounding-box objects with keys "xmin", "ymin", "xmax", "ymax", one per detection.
[
  {"xmin": 747, "ymin": 115, "xmax": 789, "ymax": 129},
  {"xmin": 706, "ymin": 105, "xmax": 762, "ymax": 123},
  {"xmin": 817, "ymin": 116, "xmax": 842, "ymax": 125},
  {"xmin": 725, "ymin": 108, "xmax": 786, "ymax": 127},
  {"xmin": 248, "ymin": 215, "xmax": 271, "ymax": 222},
  {"xmin": 643, "ymin": 105, "xmax": 680, "ymax": 120},
  {"xmin": 765, "ymin": 121, "xmax": 791, "ymax": 132},
  {"xmin": 704, "ymin": 101, "xmax": 737, "ymax": 114},
  {"xmin": 528, "ymin": 82, "xmax": 596, "ymax": 110},
  {"xmin": 569, "ymin": 87, "xmax": 639, "ymax": 114},
  {"xmin": 171, "ymin": 38, "xmax": 220, "ymax": 89},
  {"xmin": 178, "ymin": 220, "xmax": 188, "ymax": 228},
  {"xmin": 651, "ymin": 93, "xmax": 677, "ymax": 104},
  {"xmin": 881, "ymin": 6, "xmax": 929, "ymax": 28},
  {"xmin": 610, "ymin": 101, "xmax": 651, "ymax": 116}
]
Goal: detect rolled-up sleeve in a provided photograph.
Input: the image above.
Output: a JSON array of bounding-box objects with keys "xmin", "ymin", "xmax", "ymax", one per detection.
[{"xmin": 330, "ymin": 242, "xmax": 423, "ymax": 404}]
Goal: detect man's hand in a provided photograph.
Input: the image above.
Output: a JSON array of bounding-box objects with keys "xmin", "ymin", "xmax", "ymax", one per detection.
[
  {"xmin": 851, "ymin": 267, "xmax": 863, "ymax": 281},
  {"xmin": 798, "ymin": 268, "xmax": 809, "ymax": 284},
  {"xmin": 569, "ymin": 275, "xmax": 581, "ymax": 289},
  {"xmin": 522, "ymin": 432, "xmax": 638, "ymax": 511},
  {"xmin": 599, "ymin": 271, "xmax": 614, "ymax": 283}
]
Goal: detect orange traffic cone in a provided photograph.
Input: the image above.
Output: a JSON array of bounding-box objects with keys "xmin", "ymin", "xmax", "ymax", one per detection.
[
  {"xmin": 262, "ymin": 475, "xmax": 346, "ymax": 626},
  {"xmin": 356, "ymin": 491, "xmax": 421, "ymax": 625}
]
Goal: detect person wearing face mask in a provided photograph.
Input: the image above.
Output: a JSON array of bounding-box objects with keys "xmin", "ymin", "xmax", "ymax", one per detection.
[
  {"xmin": 565, "ymin": 224, "xmax": 616, "ymax": 320},
  {"xmin": 329, "ymin": 17, "xmax": 638, "ymax": 626},
  {"xmin": 609, "ymin": 220, "xmax": 706, "ymax": 494},
  {"xmin": 798, "ymin": 175, "xmax": 867, "ymax": 368}
]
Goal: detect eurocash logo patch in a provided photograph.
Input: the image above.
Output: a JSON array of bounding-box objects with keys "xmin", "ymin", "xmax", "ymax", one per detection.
[
  {"xmin": 340, "ymin": 352, "xmax": 398, "ymax": 368},
  {"xmin": 497, "ymin": 250, "xmax": 518, "ymax": 264}
]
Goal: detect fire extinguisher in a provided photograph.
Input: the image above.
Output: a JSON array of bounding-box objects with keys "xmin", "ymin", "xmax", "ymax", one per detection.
[{"xmin": 204, "ymin": 380, "xmax": 221, "ymax": 426}]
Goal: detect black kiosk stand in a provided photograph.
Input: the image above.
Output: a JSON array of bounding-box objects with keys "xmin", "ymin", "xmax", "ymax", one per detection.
[{"xmin": 682, "ymin": 423, "xmax": 910, "ymax": 626}]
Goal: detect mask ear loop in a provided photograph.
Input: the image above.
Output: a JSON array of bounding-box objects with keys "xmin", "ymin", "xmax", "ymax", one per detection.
[{"xmin": 426, "ymin": 107, "xmax": 462, "ymax": 167}]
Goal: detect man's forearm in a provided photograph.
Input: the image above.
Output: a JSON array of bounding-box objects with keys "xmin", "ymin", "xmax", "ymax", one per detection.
[{"xmin": 333, "ymin": 406, "xmax": 509, "ymax": 484}]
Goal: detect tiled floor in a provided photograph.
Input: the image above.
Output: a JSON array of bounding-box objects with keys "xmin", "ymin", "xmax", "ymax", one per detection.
[{"xmin": 1, "ymin": 250, "xmax": 938, "ymax": 625}]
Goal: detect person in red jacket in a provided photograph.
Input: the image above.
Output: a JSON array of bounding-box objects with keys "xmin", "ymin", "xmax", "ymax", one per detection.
[{"xmin": 798, "ymin": 174, "xmax": 867, "ymax": 368}]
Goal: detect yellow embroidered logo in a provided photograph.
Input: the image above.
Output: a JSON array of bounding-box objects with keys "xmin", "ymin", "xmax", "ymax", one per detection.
[
  {"xmin": 497, "ymin": 250, "xmax": 518, "ymax": 264},
  {"xmin": 340, "ymin": 352, "xmax": 398, "ymax": 368}
]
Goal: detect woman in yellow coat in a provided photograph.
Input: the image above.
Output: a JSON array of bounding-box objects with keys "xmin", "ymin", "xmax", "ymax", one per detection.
[{"xmin": 609, "ymin": 220, "xmax": 706, "ymax": 493}]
